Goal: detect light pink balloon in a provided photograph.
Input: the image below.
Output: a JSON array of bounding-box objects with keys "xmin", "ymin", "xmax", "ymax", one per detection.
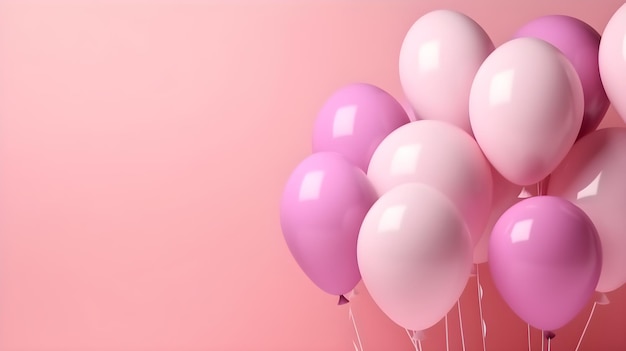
[
  {"xmin": 367, "ymin": 120, "xmax": 493, "ymax": 246},
  {"xmin": 469, "ymin": 37, "xmax": 584, "ymax": 186},
  {"xmin": 357, "ymin": 183, "xmax": 473, "ymax": 331},
  {"xmin": 473, "ymin": 169, "xmax": 521, "ymax": 264},
  {"xmin": 548, "ymin": 127, "xmax": 626, "ymax": 293},
  {"xmin": 599, "ymin": 3, "xmax": 626, "ymax": 124},
  {"xmin": 399, "ymin": 10, "xmax": 494, "ymax": 135}
]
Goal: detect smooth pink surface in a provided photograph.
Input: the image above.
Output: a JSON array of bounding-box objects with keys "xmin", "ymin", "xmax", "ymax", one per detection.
[
  {"xmin": 358, "ymin": 183, "xmax": 473, "ymax": 332},
  {"xmin": 470, "ymin": 37, "xmax": 584, "ymax": 186},
  {"xmin": 548, "ymin": 128, "xmax": 626, "ymax": 293},
  {"xmin": 399, "ymin": 10, "xmax": 494, "ymax": 135},
  {"xmin": 489, "ymin": 196, "xmax": 602, "ymax": 331},
  {"xmin": 367, "ymin": 120, "xmax": 493, "ymax": 246},
  {"xmin": 0, "ymin": 1, "xmax": 626, "ymax": 351},
  {"xmin": 280, "ymin": 152, "xmax": 377, "ymax": 296}
]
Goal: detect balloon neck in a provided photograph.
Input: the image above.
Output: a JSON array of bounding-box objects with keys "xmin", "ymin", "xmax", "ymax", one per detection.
[
  {"xmin": 338, "ymin": 295, "xmax": 350, "ymax": 305},
  {"xmin": 544, "ymin": 331, "xmax": 556, "ymax": 340},
  {"xmin": 470, "ymin": 264, "xmax": 478, "ymax": 277},
  {"xmin": 412, "ymin": 330, "xmax": 426, "ymax": 341},
  {"xmin": 595, "ymin": 292, "xmax": 610, "ymax": 305}
]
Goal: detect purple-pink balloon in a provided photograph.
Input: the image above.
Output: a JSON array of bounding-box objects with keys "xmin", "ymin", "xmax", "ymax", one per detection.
[
  {"xmin": 489, "ymin": 196, "xmax": 602, "ymax": 331},
  {"xmin": 514, "ymin": 15, "xmax": 609, "ymax": 139},
  {"xmin": 312, "ymin": 83, "xmax": 410, "ymax": 171},
  {"xmin": 280, "ymin": 152, "xmax": 377, "ymax": 298}
]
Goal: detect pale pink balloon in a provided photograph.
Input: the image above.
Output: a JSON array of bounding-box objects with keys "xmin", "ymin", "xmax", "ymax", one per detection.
[
  {"xmin": 548, "ymin": 127, "xmax": 626, "ymax": 292},
  {"xmin": 473, "ymin": 169, "xmax": 521, "ymax": 264},
  {"xmin": 599, "ymin": 3, "xmax": 626, "ymax": 124},
  {"xmin": 399, "ymin": 10, "xmax": 494, "ymax": 135},
  {"xmin": 357, "ymin": 183, "xmax": 473, "ymax": 331},
  {"xmin": 469, "ymin": 37, "xmax": 584, "ymax": 186},
  {"xmin": 367, "ymin": 120, "xmax": 493, "ymax": 246}
]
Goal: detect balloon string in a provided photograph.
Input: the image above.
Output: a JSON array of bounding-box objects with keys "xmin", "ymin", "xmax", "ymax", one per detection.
[
  {"xmin": 457, "ymin": 301, "xmax": 467, "ymax": 351},
  {"xmin": 527, "ymin": 324, "xmax": 532, "ymax": 351},
  {"xmin": 349, "ymin": 306, "xmax": 364, "ymax": 351},
  {"xmin": 445, "ymin": 314, "xmax": 450, "ymax": 351},
  {"xmin": 405, "ymin": 329, "xmax": 421, "ymax": 351},
  {"xmin": 476, "ymin": 265, "xmax": 487, "ymax": 351},
  {"xmin": 574, "ymin": 302, "xmax": 597, "ymax": 351},
  {"xmin": 536, "ymin": 182, "xmax": 542, "ymax": 196}
]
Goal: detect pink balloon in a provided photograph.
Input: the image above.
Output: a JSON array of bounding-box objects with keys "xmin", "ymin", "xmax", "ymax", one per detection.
[
  {"xmin": 473, "ymin": 169, "xmax": 521, "ymax": 264},
  {"xmin": 280, "ymin": 152, "xmax": 377, "ymax": 297},
  {"xmin": 399, "ymin": 10, "xmax": 494, "ymax": 135},
  {"xmin": 358, "ymin": 183, "xmax": 473, "ymax": 331},
  {"xmin": 548, "ymin": 128, "xmax": 626, "ymax": 292},
  {"xmin": 599, "ymin": 4, "xmax": 626, "ymax": 124},
  {"xmin": 489, "ymin": 196, "xmax": 602, "ymax": 331},
  {"xmin": 312, "ymin": 83, "xmax": 410, "ymax": 171},
  {"xmin": 367, "ymin": 120, "xmax": 493, "ymax": 246},
  {"xmin": 514, "ymin": 15, "xmax": 609, "ymax": 139},
  {"xmin": 469, "ymin": 37, "xmax": 584, "ymax": 186}
]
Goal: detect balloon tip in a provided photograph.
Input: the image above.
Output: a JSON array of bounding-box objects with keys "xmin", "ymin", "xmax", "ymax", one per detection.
[
  {"xmin": 413, "ymin": 330, "xmax": 426, "ymax": 341},
  {"xmin": 470, "ymin": 264, "xmax": 477, "ymax": 276},
  {"xmin": 338, "ymin": 295, "xmax": 350, "ymax": 305},
  {"xmin": 596, "ymin": 292, "xmax": 610, "ymax": 305},
  {"xmin": 544, "ymin": 331, "xmax": 556, "ymax": 340}
]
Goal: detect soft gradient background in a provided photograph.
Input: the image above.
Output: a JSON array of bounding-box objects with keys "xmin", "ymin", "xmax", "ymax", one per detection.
[{"xmin": 0, "ymin": 1, "xmax": 625, "ymax": 350}]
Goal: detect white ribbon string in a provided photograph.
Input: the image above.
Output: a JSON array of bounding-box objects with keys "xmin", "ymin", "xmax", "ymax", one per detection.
[
  {"xmin": 445, "ymin": 314, "xmax": 450, "ymax": 351},
  {"xmin": 574, "ymin": 302, "xmax": 598, "ymax": 351},
  {"xmin": 476, "ymin": 265, "xmax": 487, "ymax": 351},
  {"xmin": 349, "ymin": 306, "xmax": 363, "ymax": 351},
  {"xmin": 457, "ymin": 301, "xmax": 467, "ymax": 351},
  {"xmin": 405, "ymin": 329, "xmax": 422, "ymax": 351}
]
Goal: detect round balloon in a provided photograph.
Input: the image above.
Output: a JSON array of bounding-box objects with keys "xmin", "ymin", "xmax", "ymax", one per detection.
[
  {"xmin": 473, "ymin": 168, "xmax": 521, "ymax": 264},
  {"xmin": 280, "ymin": 152, "xmax": 377, "ymax": 296},
  {"xmin": 548, "ymin": 127, "xmax": 626, "ymax": 292},
  {"xmin": 312, "ymin": 83, "xmax": 410, "ymax": 172},
  {"xmin": 489, "ymin": 196, "xmax": 602, "ymax": 331},
  {"xmin": 514, "ymin": 15, "xmax": 608, "ymax": 139},
  {"xmin": 599, "ymin": 4, "xmax": 626, "ymax": 124},
  {"xmin": 399, "ymin": 9, "xmax": 494, "ymax": 134},
  {"xmin": 367, "ymin": 120, "xmax": 493, "ymax": 246},
  {"xmin": 469, "ymin": 37, "xmax": 584, "ymax": 186},
  {"xmin": 358, "ymin": 183, "xmax": 473, "ymax": 331}
]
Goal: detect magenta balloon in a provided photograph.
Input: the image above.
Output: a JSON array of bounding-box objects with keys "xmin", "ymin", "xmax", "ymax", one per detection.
[
  {"xmin": 514, "ymin": 15, "xmax": 609, "ymax": 139},
  {"xmin": 280, "ymin": 152, "xmax": 378, "ymax": 296},
  {"xmin": 312, "ymin": 83, "xmax": 410, "ymax": 171},
  {"xmin": 489, "ymin": 196, "xmax": 602, "ymax": 331}
]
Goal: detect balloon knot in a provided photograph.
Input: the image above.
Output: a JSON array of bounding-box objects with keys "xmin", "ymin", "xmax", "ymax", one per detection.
[
  {"xmin": 338, "ymin": 295, "xmax": 350, "ymax": 305},
  {"xmin": 544, "ymin": 331, "xmax": 556, "ymax": 340}
]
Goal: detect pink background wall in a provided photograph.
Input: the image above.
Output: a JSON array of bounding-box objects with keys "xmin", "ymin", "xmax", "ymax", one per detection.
[{"xmin": 0, "ymin": 1, "xmax": 625, "ymax": 350}]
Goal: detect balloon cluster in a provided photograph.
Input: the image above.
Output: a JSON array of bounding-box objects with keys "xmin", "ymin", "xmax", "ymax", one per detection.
[{"xmin": 280, "ymin": 5, "xmax": 626, "ymax": 339}]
